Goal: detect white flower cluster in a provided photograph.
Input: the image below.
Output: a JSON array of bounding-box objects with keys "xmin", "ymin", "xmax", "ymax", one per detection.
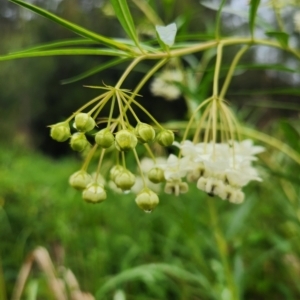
[
  {"xmin": 150, "ymin": 70, "xmax": 183, "ymax": 101},
  {"xmin": 159, "ymin": 140, "xmax": 264, "ymax": 204}
]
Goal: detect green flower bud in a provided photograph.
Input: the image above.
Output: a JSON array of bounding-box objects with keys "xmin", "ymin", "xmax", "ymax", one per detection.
[
  {"xmin": 75, "ymin": 113, "xmax": 95, "ymax": 132},
  {"xmin": 82, "ymin": 182, "xmax": 106, "ymax": 203},
  {"xmin": 69, "ymin": 170, "xmax": 92, "ymax": 190},
  {"xmin": 156, "ymin": 129, "xmax": 174, "ymax": 147},
  {"xmin": 135, "ymin": 123, "xmax": 156, "ymax": 143},
  {"xmin": 70, "ymin": 132, "xmax": 90, "ymax": 152},
  {"xmin": 110, "ymin": 165, "xmax": 124, "ymax": 181},
  {"xmin": 50, "ymin": 122, "xmax": 71, "ymax": 142},
  {"xmin": 95, "ymin": 128, "xmax": 114, "ymax": 148},
  {"xmin": 115, "ymin": 129, "xmax": 137, "ymax": 151},
  {"xmin": 148, "ymin": 167, "xmax": 165, "ymax": 183},
  {"xmin": 135, "ymin": 188, "xmax": 159, "ymax": 212},
  {"xmin": 114, "ymin": 169, "xmax": 136, "ymax": 191}
]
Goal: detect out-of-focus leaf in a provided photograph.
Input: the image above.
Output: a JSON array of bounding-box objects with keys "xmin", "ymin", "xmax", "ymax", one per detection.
[
  {"xmin": 226, "ymin": 196, "xmax": 256, "ymax": 239},
  {"xmin": 249, "ymin": 0, "xmax": 261, "ymax": 37},
  {"xmin": 95, "ymin": 263, "xmax": 212, "ymax": 299},
  {"xmin": 61, "ymin": 58, "xmax": 129, "ymax": 85},
  {"xmin": 9, "ymin": 39, "xmax": 99, "ymax": 54},
  {"xmin": 10, "ymin": 0, "xmax": 131, "ymax": 51},
  {"xmin": 0, "ymin": 258, "xmax": 6, "ymax": 300},
  {"xmin": 280, "ymin": 120, "xmax": 300, "ymax": 153},
  {"xmin": 110, "ymin": 0, "xmax": 140, "ymax": 49},
  {"xmin": 266, "ymin": 31, "xmax": 289, "ymax": 48},
  {"xmin": 0, "ymin": 48, "xmax": 129, "ymax": 61},
  {"xmin": 215, "ymin": 0, "xmax": 227, "ymax": 38},
  {"xmin": 156, "ymin": 23, "xmax": 177, "ymax": 47}
]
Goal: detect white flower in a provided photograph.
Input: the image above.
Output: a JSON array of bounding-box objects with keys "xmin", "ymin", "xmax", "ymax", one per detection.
[
  {"xmin": 150, "ymin": 70, "xmax": 183, "ymax": 101},
  {"xmin": 159, "ymin": 154, "xmax": 189, "ymax": 181},
  {"xmin": 164, "ymin": 180, "xmax": 188, "ymax": 196},
  {"xmin": 175, "ymin": 139, "xmax": 264, "ymax": 203}
]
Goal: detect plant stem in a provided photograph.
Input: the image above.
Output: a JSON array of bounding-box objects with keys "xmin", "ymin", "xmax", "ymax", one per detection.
[
  {"xmin": 219, "ymin": 45, "xmax": 250, "ymax": 99},
  {"xmin": 213, "ymin": 43, "xmax": 223, "ymax": 97},
  {"xmin": 207, "ymin": 199, "xmax": 239, "ymax": 300}
]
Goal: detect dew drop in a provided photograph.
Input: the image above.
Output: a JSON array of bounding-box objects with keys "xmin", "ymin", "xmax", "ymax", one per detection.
[{"xmin": 144, "ymin": 210, "xmax": 152, "ymax": 214}]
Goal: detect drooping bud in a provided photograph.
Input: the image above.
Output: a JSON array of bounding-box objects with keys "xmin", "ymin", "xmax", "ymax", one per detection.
[
  {"xmin": 135, "ymin": 123, "xmax": 156, "ymax": 143},
  {"xmin": 50, "ymin": 122, "xmax": 71, "ymax": 142},
  {"xmin": 95, "ymin": 128, "xmax": 114, "ymax": 148},
  {"xmin": 82, "ymin": 182, "xmax": 107, "ymax": 203},
  {"xmin": 69, "ymin": 170, "xmax": 92, "ymax": 190},
  {"xmin": 135, "ymin": 188, "xmax": 159, "ymax": 212},
  {"xmin": 70, "ymin": 132, "xmax": 90, "ymax": 152},
  {"xmin": 75, "ymin": 113, "xmax": 95, "ymax": 132},
  {"xmin": 148, "ymin": 167, "xmax": 165, "ymax": 183},
  {"xmin": 114, "ymin": 169, "xmax": 136, "ymax": 191},
  {"xmin": 115, "ymin": 129, "xmax": 137, "ymax": 151},
  {"xmin": 110, "ymin": 165, "xmax": 124, "ymax": 181},
  {"xmin": 156, "ymin": 129, "xmax": 174, "ymax": 147}
]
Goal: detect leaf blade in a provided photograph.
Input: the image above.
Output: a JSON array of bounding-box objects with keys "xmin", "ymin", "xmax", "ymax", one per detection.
[
  {"xmin": 10, "ymin": 0, "xmax": 132, "ymax": 51},
  {"xmin": 0, "ymin": 48, "xmax": 129, "ymax": 61},
  {"xmin": 110, "ymin": 0, "xmax": 140, "ymax": 49},
  {"xmin": 60, "ymin": 57, "xmax": 129, "ymax": 85},
  {"xmin": 249, "ymin": 0, "xmax": 261, "ymax": 37}
]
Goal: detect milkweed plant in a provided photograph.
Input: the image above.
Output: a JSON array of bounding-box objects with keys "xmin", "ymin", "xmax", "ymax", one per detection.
[
  {"xmin": 3, "ymin": 1, "xmax": 300, "ymax": 299},
  {"xmin": 1, "ymin": 0, "xmax": 299, "ymax": 213}
]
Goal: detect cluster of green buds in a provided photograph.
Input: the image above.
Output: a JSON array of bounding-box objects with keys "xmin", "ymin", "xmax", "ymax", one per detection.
[{"xmin": 49, "ymin": 86, "xmax": 175, "ymax": 212}]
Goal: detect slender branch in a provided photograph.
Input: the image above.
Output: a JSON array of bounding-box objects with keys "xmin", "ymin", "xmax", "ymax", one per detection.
[{"xmin": 219, "ymin": 45, "xmax": 250, "ymax": 99}]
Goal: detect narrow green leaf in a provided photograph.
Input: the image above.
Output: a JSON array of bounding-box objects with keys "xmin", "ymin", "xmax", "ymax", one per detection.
[
  {"xmin": 61, "ymin": 58, "xmax": 129, "ymax": 85},
  {"xmin": 10, "ymin": 39, "xmax": 99, "ymax": 54},
  {"xmin": 10, "ymin": 0, "xmax": 132, "ymax": 52},
  {"xmin": 266, "ymin": 31, "xmax": 289, "ymax": 48},
  {"xmin": 0, "ymin": 48, "xmax": 129, "ymax": 61},
  {"xmin": 215, "ymin": 0, "xmax": 227, "ymax": 39},
  {"xmin": 110, "ymin": 0, "xmax": 140, "ymax": 49},
  {"xmin": 280, "ymin": 120, "xmax": 300, "ymax": 152},
  {"xmin": 249, "ymin": 0, "xmax": 261, "ymax": 37}
]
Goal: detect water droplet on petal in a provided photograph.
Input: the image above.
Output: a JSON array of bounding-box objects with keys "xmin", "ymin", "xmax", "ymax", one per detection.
[{"xmin": 144, "ymin": 210, "xmax": 152, "ymax": 214}]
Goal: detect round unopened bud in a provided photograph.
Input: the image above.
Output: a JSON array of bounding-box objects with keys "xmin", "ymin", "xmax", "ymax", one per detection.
[
  {"xmin": 135, "ymin": 123, "xmax": 156, "ymax": 143},
  {"xmin": 135, "ymin": 188, "xmax": 159, "ymax": 212},
  {"xmin": 156, "ymin": 129, "xmax": 174, "ymax": 147},
  {"xmin": 110, "ymin": 165, "xmax": 124, "ymax": 181},
  {"xmin": 115, "ymin": 130, "xmax": 137, "ymax": 151},
  {"xmin": 95, "ymin": 128, "xmax": 114, "ymax": 148},
  {"xmin": 69, "ymin": 170, "xmax": 92, "ymax": 190},
  {"xmin": 50, "ymin": 122, "xmax": 71, "ymax": 142},
  {"xmin": 82, "ymin": 182, "xmax": 106, "ymax": 203},
  {"xmin": 70, "ymin": 132, "xmax": 89, "ymax": 152},
  {"xmin": 114, "ymin": 169, "xmax": 136, "ymax": 191},
  {"xmin": 75, "ymin": 113, "xmax": 95, "ymax": 132},
  {"xmin": 148, "ymin": 167, "xmax": 165, "ymax": 183}
]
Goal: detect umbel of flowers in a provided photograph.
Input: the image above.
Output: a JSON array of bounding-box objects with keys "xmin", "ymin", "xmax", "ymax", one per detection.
[{"xmin": 49, "ymin": 82, "xmax": 264, "ymax": 212}]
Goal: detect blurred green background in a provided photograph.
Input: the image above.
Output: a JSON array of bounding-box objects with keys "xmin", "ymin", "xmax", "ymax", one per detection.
[{"xmin": 1, "ymin": 0, "xmax": 300, "ymax": 299}]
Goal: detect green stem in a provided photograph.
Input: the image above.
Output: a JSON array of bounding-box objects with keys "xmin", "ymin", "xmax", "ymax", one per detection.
[
  {"xmin": 213, "ymin": 43, "xmax": 223, "ymax": 97},
  {"xmin": 219, "ymin": 45, "xmax": 250, "ymax": 99},
  {"xmin": 133, "ymin": 148, "xmax": 147, "ymax": 187},
  {"xmin": 115, "ymin": 57, "xmax": 144, "ymax": 89},
  {"xmin": 272, "ymin": 0, "xmax": 285, "ymax": 32},
  {"xmin": 207, "ymin": 199, "xmax": 239, "ymax": 300}
]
